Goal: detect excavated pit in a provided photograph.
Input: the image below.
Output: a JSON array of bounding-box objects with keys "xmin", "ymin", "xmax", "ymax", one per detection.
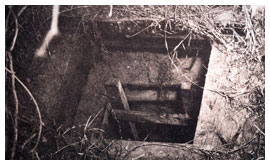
[
  {"xmin": 28, "ymin": 17, "xmax": 212, "ymax": 144},
  {"xmin": 96, "ymin": 19, "xmax": 212, "ymax": 143},
  {"xmin": 6, "ymin": 6, "xmax": 264, "ymax": 160}
]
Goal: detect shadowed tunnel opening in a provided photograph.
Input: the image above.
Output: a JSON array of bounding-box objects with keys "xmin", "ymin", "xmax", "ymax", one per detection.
[{"xmin": 98, "ymin": 21, "xmax": 212, "ymax": 143}]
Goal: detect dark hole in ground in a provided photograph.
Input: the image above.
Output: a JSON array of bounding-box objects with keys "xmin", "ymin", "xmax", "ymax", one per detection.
[
  {"xmin": 107, "ymin": 117, "xmax": 197, "ymax": 143},
  {"xmin": 101, "ymin": 29, "xmax": 212, "ymax": 143}
]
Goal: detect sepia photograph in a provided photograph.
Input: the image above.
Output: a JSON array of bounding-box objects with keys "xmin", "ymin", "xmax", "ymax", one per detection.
[{"xmin": 4, "ymin": 3, "xmax": 265, "ymax": 160}]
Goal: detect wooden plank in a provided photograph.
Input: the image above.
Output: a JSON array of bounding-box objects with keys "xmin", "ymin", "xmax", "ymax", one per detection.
[
  {"xmin": 112, "ymin": 109, "xmax": 191, "ymax": 126},
  {"xmin": 124, "ymin": 89, "xmax": 177, "ymax": 101},
  {"xmin": 193, "ymin": 46, "xmax": 251, "ymax": 150},
  {"xmin": 105, "ymin": 81, "xmax": 180, "ymax": 103},
  {"xmin": 105, "ymin": 78, "xmax": 181, "ymax": 90},
  {"xmin": 125, "ymin": 89, "xmax": 158, "ymax": 101},
  {"xmin": 116, "ymin": 80, "xmax": 139, "ymax": 140}
]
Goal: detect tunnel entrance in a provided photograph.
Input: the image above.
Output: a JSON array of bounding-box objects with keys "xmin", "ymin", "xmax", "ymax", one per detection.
[{"xmin": 98, "ymin": 19, "xmax": 212, "ymax": 143}]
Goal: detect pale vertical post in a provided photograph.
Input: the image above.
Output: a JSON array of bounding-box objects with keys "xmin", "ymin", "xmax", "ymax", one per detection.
[{"xmin": 116, "ymin": 80, "xmax": 139, "ymax": 140}]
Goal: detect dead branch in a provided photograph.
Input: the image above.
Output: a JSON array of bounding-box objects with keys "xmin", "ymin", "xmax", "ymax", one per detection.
[
  {"xmin": 34, "ymin": 151, "xmax": 40, "ymax": 160},
  {"xmin": 5, "ymin": 68, "xmax": 44, "ymax": 154},
  {"xmin": 126, "ymin": 19, "xmax": 164, "ymax": 38},
  {"xmin": 18, "ymin": 6, "xmax": 28, "ymax": 17},
  {"xmin": 7, "ymin": 8, "xmax": 19, "ymax": 160},
  {"xmin": 254, "ymin": 124, "xmax": 265, "ymax": 136},
  {"xmin": 7, "ymin": 52, "xmax": 19, "ymax": 160},
  {"xmin": 171, "ymin": 31, "xmax": 192, "ymax": 52},
  {"xmin": 21, "ymin": 133, "xmax": 36, "ymax": 150},
  {"xmin": 164, "ymin": 19, "xmax": 170, "ymax": 55},
  {"xmin": 8, "ymin": 10, "xmax": 19, "ymax": 52},
  {"xmin": 53, "ymin": 141, "xmax": 80, "ymax": 155}
]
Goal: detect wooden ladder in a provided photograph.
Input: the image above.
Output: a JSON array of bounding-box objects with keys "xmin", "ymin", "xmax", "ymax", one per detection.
[{"xmin": 102, "ymin": 79, "xmax": 192, "ymax": 140}]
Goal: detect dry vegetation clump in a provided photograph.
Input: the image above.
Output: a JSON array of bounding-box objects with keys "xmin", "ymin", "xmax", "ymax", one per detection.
[{"xmin": 5, "ymin": 5, "xmax": 264, "ymax": 159}]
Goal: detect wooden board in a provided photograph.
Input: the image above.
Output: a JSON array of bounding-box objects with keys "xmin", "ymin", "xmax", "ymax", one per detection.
[
  {"xmin": 193, "ymin": 46, "xmax": 251, "ymax": 150},
  {"xmin": 105, "ymin": 80, "xmax": 181, "ymax": 109},
  {"xmin": 116, "ymin": 80, "xmax": 139, "ymax": 140},
  {"xmin": 126, "ymin": 89, "xmax": 158, "ymax": 101},
  {"xmin": 125, "ymin": 89, "xmax": 178, "ymax": 101}
]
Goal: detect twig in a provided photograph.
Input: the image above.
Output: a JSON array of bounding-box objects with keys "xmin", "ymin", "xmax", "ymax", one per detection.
[
  {"xmin": 53, "ymin": 141, "xmax": 80, "ymax": 155},
  {"xmin": 62, "ymin": 126, "xmax": 75, "ymax": 136},
  {"xmin": 171, "ymin": 31, "xmax": 192, "ymax": 52},
  {"xmin": 89, "ymin": 128, "xmax": 104, "ymax": 133},
  {"xmin": 7, "ymin": 52, "xmax": 19, "ymax": 160},
  {"xmin": 8, "ymin": 10, "xmax": 19, "ymax": 52},
  {"xmin": 166, "ymin": 31, "xmax": 192, "ymax": 73},
  {"xmin": 87, "ymin": 140, "xmax": 102, "ymax": 151},
  {"xmin": 18, "ymin": 6, "xmax": 28, "ymax": 17},
  {"xmin": 164, "ymin": 19, "xmax": 170, "ymax": 55},
  {"xmin": 5, "ymin": 7, "xmax": 11, "ymax": 34},
  {"xmin": 256, "ymin": 157, "xmax": 265, "ymax": 160},
  {"xmin": 254, "ymin": 124, "xmax": 265, "ymax": 136},
  {"xmin": 83, "ymin": 115, "xmax": 92, "ymax": 135},
  {"xmin": 101, "ymin": 140, "xmax": 115, "ymax": 152},
  {"xmin": 132, "ymin": 153, "xmax": 145, "ymax": 160},
  {"xmin": 5, "ymin": 6, "xmax": 28, "ymax": 34},
  {"xmin": 125, "ymin": 23, "xmax": 154, "ymax": 38},
  {"xmin": 87, "ymin": 109, "xmax": 103, "ymax": 129},
  {"xmin": 126, "ymin": 19, "xmax": 164, "ymax": 38},
  {"xmin": 21, "ymin": 133, "xmax": 36, "ymax": 150},
  {"xmin": 7, "ymin": 8, "xmax": 19, "ymax": 160},
  {"xmin": 34, "ymin": 151, "xmax": 40, "ymax": 160},
  {"xmin": 56, "ymin": 124, "xmax": 63, "ymax": 132},
  {"xmin": 5, "ymin": 67, "xmax": 44, "ymax": 154}
]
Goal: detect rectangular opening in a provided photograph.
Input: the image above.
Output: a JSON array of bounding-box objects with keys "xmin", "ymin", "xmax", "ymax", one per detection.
[{"xmin": 98, "ymin": 21, "xmax": 211, "ymax": 143}]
